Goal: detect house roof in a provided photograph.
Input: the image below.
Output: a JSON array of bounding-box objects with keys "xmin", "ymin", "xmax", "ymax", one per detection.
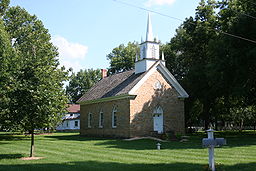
[
  {"xmin": 77, "ymin": 70, "xmax": 146, "ymax": 103},
  {"xmin": 64, "ymin": 115, "xmax": 80, "ymax": 120},
  {"xmin": 67, "ymin": 104, "xmax": 80, "ymax": 113}
]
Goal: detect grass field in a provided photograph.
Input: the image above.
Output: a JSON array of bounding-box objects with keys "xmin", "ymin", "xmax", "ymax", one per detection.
[{"xmin": 0, "ymin": 131, "xmax": 255, "ymax": 171}]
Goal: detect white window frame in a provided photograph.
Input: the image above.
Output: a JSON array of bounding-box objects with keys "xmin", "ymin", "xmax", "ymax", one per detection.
[
  {"xmin": 112, "ymin": 107, "xmax": 117, "ymax": 128},
  {"xmin": 99, "ymin": 110, "xmax": 104, "ymax": 128},
  {"xmin": 88, "ymin": 112, "xmax": 92, "ymax": 128}
]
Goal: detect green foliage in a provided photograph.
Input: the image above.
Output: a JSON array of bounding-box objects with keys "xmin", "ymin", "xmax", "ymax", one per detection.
[
  {"xmin": 166, "ymin": 0, "xmax": 256, "ymax": 130},
  {"xmin": 66, "ymin": 69, "xmax": 101, "ymax": 103},
  {"xmin": 107, "ymin": 42, "xmax": 139, "ymax": 74},
  {"xmin": 0, "ymin": 5, "xmax": 68, "ymax": 156},
  {"xmin": 2, "ymin": 6, "xmax": 68, "ymax": 132},
  {"xmin": 0, "ymin": 19, "xmax": 16, "ymax": 130},
  {"xmin": 166, "ymin": 0, "xmax": 218, "ymax": 129},
  {"xmin": 0, "ymin": 0, "xmax": 10, "ymax": 17}
]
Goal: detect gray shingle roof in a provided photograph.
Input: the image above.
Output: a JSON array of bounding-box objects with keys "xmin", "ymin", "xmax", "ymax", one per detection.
[{"xmin": 77, "ymin": 70, "xmax": 145, "ymax": 103}]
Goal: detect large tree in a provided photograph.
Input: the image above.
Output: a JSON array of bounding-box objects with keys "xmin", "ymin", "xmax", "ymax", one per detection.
[
  {"xmin": 66, "ymin": 69, "xmax": 101, "ymax": 103},
  {"xmin": 2, "ymin": 6, "xmax": 68, "ymax": 157},
  {"xmin": 107, "ymin": 42, "xmax": 139, "ymax": 74},
  {"xmin": 165, "ymin": 0, "xmax": 256, "ymax": 130},
  {"xmin": 166, "ymin": 0, "xmax": 218, "ymax": 129},
  {"xmin": 210, "ymin": 0, "xmax": 256, "ymax": 129}
]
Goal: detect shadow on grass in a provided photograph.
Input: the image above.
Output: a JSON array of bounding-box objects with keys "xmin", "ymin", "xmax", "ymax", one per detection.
[
  {"xmin": 0, "ymin": 154, "xmax": 24, "ymax": 160},
  {"xmin": 44, "ymin": 132, "xmax": 256, "ymax": 150},
  {"xmin": 45, "ymin": 134, "xmax": 108, "ymax": 141},
  {"xmin": 45, "ymin": 134, "xmax": 203, "ymax": 150},
  {"xmin": 0, "ymin": 134, "xmax": 30, "ymax": 141},
  {"xmin": 0, "ymin": 160, "xmax": 255, "ymax": 171},
  {"xmin": 94, "ymin": 139, "xmax": 203, "ymax": 150}
]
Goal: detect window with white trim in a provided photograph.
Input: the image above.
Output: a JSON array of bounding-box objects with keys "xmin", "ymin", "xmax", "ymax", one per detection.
[
  {"xmin": 88, "ymin": 112, "xmax": 92, "ymax": 128},
  {"xmin": 112, "ymin": 107, "xmax": 117, "ymax": 128},
  {"xmin": 99, "ymin": 110, "xmax": 104, "ymax": 128}
]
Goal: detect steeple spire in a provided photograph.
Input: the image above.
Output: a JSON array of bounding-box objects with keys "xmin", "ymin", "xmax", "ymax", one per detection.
[{"xmin": 146, "ymin": 13, "xmax": 153, "ymax": 42}]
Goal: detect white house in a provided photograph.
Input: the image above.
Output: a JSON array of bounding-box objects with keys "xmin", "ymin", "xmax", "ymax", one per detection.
[{"xmin": 56, "ymin": 104, "xmax": 80, "ymax": 130}]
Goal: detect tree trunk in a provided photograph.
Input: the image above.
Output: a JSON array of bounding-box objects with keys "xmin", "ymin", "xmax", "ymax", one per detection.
[
  {"xmin": 239, "ymin": 120, "xmax": 244, "ymax": 132},
  {"xmin": 203, "ymin": 103, "xmax": 211, "ymax": 130},
  {"xmin": 215, "ymin": 121, "xmax": 218, "ymax": 131},
  {"xmin": 30, "ymin": 129, "xmax": 35, "ymax": 157},
  {"xmin": 204, "ymin": 119, "xmax": 210, "ymax": 130}
]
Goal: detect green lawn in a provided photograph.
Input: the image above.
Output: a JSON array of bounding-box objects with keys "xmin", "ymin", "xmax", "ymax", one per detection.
[{"xmin": 0, "ymin": 131, "xmax": 255, "ymax": 171}]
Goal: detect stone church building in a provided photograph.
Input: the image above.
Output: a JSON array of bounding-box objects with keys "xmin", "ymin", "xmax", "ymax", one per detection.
[{"xmin": 77, "ymin": 14, "xmax": 189, "ymax": 138}]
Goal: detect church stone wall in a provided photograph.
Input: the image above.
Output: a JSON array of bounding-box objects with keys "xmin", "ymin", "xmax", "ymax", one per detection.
[
  {"xmin": 130, "ymin": 69, "xmax": 185, "ymax": 137},
  {"xmin": 80, "ymin": 98, "xmax": 130, "ymax": 138}
]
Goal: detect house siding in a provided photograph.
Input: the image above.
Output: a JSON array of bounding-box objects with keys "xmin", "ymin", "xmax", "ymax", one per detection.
[
  {"xmin": 130, "ymin": 69, "xmax": 185, "ymax": 137},
  {"xmin": 80, "ymin": 98, "xmax": 130, "ymax": 138}
]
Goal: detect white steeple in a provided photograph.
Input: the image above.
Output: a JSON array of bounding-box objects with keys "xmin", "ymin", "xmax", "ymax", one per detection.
[
  {"xmin": 135, "ymin": 13, "xmax": 163, "ymax": 74},
  {"xmin": 146, "ymin": 13, "xmax": 153, "ymax": 42}
]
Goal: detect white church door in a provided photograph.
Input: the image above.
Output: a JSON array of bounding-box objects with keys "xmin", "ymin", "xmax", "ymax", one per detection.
[{"xmin": 153, "ymin": 106, "xmax": 163, "ymax": 133}]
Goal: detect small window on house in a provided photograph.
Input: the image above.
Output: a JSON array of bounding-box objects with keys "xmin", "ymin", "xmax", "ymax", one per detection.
[
  {"xmin": 99, "ymin": 111, "xmax": 104, "ymax": 128},
  {"xmin": 70, "ymin": 114, "xmax": 73, "ymax": 117},
  {"xmin": 66, "ymin": 121, "xmax": 69, "ymax": 128},
  {"xmin": 88, "ymin": 112, "xmax": 92, "ymax": 128},
  {"xmin": 75, "ymin": 121, "xmax": 78, "ymax": 127},
  {"xmin": 112, "ymin": 107, "xmax": 117, "ymax": 128}
]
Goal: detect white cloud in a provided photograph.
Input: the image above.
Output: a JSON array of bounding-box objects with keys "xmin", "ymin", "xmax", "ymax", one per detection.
[
  {"xmin": 144, "ymin": 0, "xmax": 176, "ymax": 7},
  {"xmin": 51, "ymin": 35, "xmax": 88, "ymax": 72},
  {"xmin": 52, "ymin": 35, "xmax": 88, "ymax": 59}
]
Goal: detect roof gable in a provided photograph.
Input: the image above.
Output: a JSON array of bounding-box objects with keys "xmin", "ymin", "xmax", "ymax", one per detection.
[{"xmin": 129, "ymin": 61, "xmax": 189, "ymax": 98}]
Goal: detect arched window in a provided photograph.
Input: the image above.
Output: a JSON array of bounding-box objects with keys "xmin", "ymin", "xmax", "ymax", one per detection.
[
  {"xmin": 153, "ymin": 106, "xmax": 163, "ymax": 117},
  {"xmin": 151, "ymin": 45, "xmax": 156, "ymax": 58},
  {"xmin": 112, "ymin": 107, "xmax": 117, "ymax": 128},
  {"xmin": 99, "ymin": 110, "xmax": 104, "ymax": 128}
]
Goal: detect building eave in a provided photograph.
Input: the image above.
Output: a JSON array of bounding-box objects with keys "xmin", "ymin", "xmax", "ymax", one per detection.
[
  {"xmin": 78, "ymin": 94, "xmax": 137, "ymax": 105},
  {"xmin": 157, "ymin": 62, "xmax": 189, "ymax": 98}
]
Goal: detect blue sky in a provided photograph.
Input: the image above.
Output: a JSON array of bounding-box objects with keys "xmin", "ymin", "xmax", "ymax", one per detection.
[{"xmin": 10, "ymin": 0, "xmax": 200, "ymax": 72}]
